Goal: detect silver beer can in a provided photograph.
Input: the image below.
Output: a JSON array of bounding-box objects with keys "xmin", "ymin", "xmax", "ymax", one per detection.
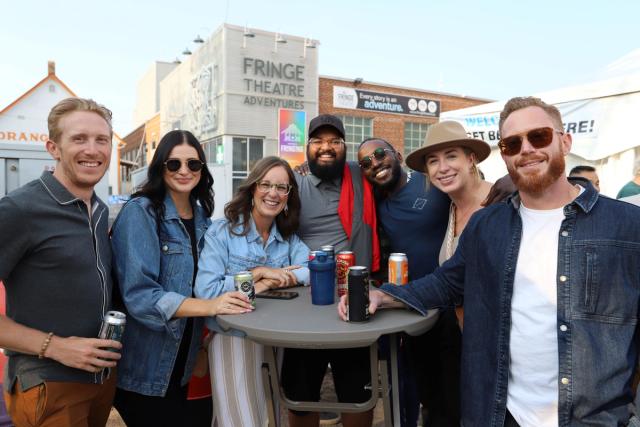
[
  {"xmin": 98, "ymin": 311, "xmax": 126, "ymax": 350},
  {"xmin": 234, "ymin": 271, "xmax": 256, "ymax": 307}
]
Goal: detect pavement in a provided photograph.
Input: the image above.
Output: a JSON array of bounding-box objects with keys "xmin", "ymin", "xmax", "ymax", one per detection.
[{"xmin": 106, "ymin": 369, "xmax": 389, "ymax": 426}]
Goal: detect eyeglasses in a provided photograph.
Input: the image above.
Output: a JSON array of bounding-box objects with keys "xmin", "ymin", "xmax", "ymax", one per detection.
[
  {"xmin": 308, "ymin": 137, "xmax": 344, "ymax": 147},
  {"xmin": 359, "ymin": 148, "xmax": 395, "ymax": 170},
  {"xmin": 164, "ymin": 158, "xmax": 205, "ymax": 172},
  {"xmin": 256, "ymin": 181, "xmax": 292, "ymax": 196},
  {"xmin": 498, "ymin": 127, "xmax": 564, "ymax": 156}
]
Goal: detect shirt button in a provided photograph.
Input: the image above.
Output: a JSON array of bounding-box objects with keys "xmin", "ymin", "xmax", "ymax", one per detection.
[
  {"xmin": 162, "ymin": 245, "xmax": 169, "ymax": 252},
  {"xmin": 561, "ymin": 230, "xmax": 568, "ymax": 237},
  {"xmin": 559, "ymin": 275, "xmax": 568, "ymax": 282},
  {"xmin": 560, "ymin": 325, "xmax": 568, "ymax": 332},
  {"xmin": 561, "ymin": 377, "xmax": 569, "ymax": 385}
]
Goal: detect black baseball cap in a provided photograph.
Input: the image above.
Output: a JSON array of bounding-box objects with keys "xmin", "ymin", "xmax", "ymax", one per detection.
[{"xmin": 308, "ymin": 114, "xmax": 345, "ymax": 139}]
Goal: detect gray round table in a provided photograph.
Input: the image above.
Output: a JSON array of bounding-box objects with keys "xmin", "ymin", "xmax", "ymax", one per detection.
[{"xmin": 217, "ymin": 285, "xmax": 439, "ymax": 427}]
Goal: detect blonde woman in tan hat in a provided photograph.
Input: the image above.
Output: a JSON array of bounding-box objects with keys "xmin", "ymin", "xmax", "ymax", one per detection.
[{"xmin": 405, "ymin": 120, "xmax": 493, "ymax": 329}]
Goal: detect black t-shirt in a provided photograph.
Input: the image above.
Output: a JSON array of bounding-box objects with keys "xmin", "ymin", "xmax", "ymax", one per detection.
[{"xmin": 167, "ymin": 216, "xmax": 198, "ymax": 391}]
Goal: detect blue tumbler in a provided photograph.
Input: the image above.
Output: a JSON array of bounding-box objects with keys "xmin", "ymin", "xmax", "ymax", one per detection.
[{"xmin": 309, "ymin": 251, "xmax": 336, "ymax": 305}]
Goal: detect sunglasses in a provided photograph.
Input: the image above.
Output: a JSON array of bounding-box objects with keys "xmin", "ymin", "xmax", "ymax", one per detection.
[
  {"xmin": 359, "ymin": 148, "xmax": 395, "ymax": 170},
  {"xmin": 498, "ymin": 127, "xmax": 564, "ymax": 156},
  {"xmin": 164, "ymin": 158, "xmax": 205, "ymax": 172},
  {"xmin": 256, "ymin": 181, "xmax": 292, "ymax": 196}
]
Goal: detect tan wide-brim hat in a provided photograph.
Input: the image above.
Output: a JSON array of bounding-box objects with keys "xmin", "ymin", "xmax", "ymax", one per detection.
[{"xmin": 405, "ymin": 121, "xmax": 491, "ymax": 172}]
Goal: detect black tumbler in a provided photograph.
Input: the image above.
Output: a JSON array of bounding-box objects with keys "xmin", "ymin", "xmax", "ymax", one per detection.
[{"xmin": 347, "ymin": 266, "xmax": 370, "ymax": 322}]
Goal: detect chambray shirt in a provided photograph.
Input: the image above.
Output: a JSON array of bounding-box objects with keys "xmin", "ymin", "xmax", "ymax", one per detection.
[
  {"xmin": 381, "ymin": 180, "xmax": 640, "ymax": 427},
  {"xmin": 195, "ymin": 216, "xmax": 310, "ymax": 335}
]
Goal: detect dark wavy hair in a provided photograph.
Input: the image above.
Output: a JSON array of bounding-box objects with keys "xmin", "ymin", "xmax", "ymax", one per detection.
[
  {"xmin": 224, "ymin": 156, "xmax": 300, "ymax": 239},
  {"xmin": 133, "ymin": 130, "xmax": 214, "ymax": 219}
]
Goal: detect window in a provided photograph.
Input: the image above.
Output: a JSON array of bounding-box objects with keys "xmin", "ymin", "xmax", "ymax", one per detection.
[
  {"xmin": 201, "ymin": 136, "xmax": 223, "ymax": 164},
  {"xmin": 232, "ymin": 137, "xmax": 263, "ymax": 194},
  {"xmin": 336, "ymin": 116, "xmax": 372, "ymax": 161},
  {"xmin": 404, "ymin": 122, "xmax": 430, "ymax": 158}
]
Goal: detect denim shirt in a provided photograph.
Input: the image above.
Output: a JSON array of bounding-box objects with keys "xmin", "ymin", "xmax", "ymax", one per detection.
[
  {"xmin": 111, "ymin": 195, "xmax": 211, "ymax": 396},
  {"xmin": 195, "ymin": 216, "xmax": 310, "ymax": 335},
  {"xmin": 381, "ymin": 181, "xmax": 640, "ymax": 427}
]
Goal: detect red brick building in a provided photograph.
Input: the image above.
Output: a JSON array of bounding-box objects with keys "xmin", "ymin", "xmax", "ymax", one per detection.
[{"xmin": 319, "ymin": 76, "xmax": 490, "ymax": 161}]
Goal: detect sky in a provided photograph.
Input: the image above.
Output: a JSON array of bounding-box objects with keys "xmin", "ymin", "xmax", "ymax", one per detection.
[{"xmin": 2, "ymin": 0, "xmax": 638, "ymax": 135}]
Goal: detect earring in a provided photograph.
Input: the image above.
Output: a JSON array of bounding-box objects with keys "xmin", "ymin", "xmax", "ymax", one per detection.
[
  {"xmin": 284, "ymin": 204, "xmax": 289, "ymax": 216},
  {"xmin": 251, "ymin": 198, "xmax": 254, "ymax": 207}
]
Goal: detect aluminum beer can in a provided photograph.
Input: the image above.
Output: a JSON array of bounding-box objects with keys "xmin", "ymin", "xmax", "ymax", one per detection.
[
  {"xmin": 347, "ymin": 266, "xmax": 369, "ymax": 322},
  {"xmin": 309, "ymin": 250, "xmax": 322, "ymax": 261},
  {"xmin": 98, "ymin": 311, "xmax": 126, "ymax": 351},
  {"xmin": 320, "ymin": 245, "xmax": 335, "ymax": 260},
  {"xmin": 234, "ymin": 271, "xmax": 256, "ymax": 307},
  {"xmin": 388, "ymin": 253, "xmax": 409, "ymax": 286},
  {"xmin": 336, "ymin": 251, "xmax": 356, "ymax": 297}
]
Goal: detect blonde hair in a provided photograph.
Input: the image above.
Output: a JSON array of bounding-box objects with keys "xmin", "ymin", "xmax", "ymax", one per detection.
[
  {"xmin": 499, "ymin": 96, "xmax": 563, "ymax": 133},
  {"xmin": 48, "ymin": 97, "xmax": 112, "ymax": 142}
]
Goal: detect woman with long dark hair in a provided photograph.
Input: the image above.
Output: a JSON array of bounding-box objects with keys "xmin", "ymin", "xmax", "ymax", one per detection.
[
  {"xmin": 195, "ymin": 156, "xmax": 310, "ymax": 427},
  {"xmin": 110, "ymin": 130, "xmax": 252, "ymax": 426}
]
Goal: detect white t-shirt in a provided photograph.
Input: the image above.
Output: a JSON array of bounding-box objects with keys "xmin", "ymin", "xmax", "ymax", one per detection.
[{"xmin": 506, "ymin": 203, "xmax": 565, "ymax": 427}]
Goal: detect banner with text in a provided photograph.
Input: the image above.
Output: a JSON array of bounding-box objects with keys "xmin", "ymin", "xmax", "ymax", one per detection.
[
  {"xmin": 333, "ymin": 86, "xmax": 440, "ymax": 117},
  {"xmin": 442, "ymin": 92, "xmax": 640, "ymax": 160},
  {"xmin": 278, "ymin": 109, "xmax": 306, "ymax": 167}
]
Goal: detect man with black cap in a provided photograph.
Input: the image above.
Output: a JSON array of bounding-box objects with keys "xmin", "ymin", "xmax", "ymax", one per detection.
[{"xmin": 281, "ymin": 114, "xmax": 379, "ymax": 427}]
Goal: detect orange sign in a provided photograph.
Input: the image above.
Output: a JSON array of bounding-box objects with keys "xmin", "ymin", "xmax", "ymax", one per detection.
[{"xmin": 0, "ymin": 131, "xmax": 48, "ymax": 142}]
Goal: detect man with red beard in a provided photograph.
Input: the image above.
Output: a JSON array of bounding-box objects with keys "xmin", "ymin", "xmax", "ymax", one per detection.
[
  {"xmin": 340, "ymin": 97, "xmax": 640, "ymax": 427},
  {"xmin": 281, "ymin": 114, "xmax": 378, "ymax": 427}
]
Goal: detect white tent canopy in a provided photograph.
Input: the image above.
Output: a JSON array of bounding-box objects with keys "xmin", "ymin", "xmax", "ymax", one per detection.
[{"xmin": 441, "ymin": 71, "xmax": 640, "ymax": 161}]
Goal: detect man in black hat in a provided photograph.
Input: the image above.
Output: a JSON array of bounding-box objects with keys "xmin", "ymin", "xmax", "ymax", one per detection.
[{"xmin": 281, "ymin": 114, "xmax": 378, "ymax": 427}]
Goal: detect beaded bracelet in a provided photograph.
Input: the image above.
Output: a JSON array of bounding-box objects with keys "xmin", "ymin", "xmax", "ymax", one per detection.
[{"xmin": 38, "ymin": 332, "xmax": 54, "ymax": 359}]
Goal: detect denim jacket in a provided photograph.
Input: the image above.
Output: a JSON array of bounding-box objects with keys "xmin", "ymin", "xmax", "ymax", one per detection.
[
  {"xmin": 195, "ymin": 216, "xmax": 310, "ymax": 335},
  {"xmin": 111, "ymin": 195, "xmax": 211, "ymax": 396},
  {"xmin": 381, "ymin": 181, "xmax": 640, "ymax": 427}
]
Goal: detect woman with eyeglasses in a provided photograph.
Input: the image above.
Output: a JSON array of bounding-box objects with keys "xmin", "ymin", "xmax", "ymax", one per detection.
[
  {"xmin": 110, "ymin": 130, "xmax": 253, "ymax": 426},
  {"xmin": 195, "ymin": 156, "xmax": 310, "ymax": 427}
]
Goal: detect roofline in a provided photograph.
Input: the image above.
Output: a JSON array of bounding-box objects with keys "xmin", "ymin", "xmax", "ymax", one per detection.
[
  {"xmin": 319, "ymin": 75, "xmax": 493, "ymax": 103},
  {"xmin": 0, "ymin": 74, "xmax": 77, "ymax": 116},
  {"xmin": 223, "ymin": 23, "xmax": 318, "ymax": 44}
]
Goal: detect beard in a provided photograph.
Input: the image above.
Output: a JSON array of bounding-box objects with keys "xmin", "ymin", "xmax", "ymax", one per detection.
[
  {"xmin": 308, "ymin": 148, "xmax": 346, "ymax": 181},
  {"xmin": 507, "ymin": 147, "xmax": 565, "ymax": 195},
  {"xmin": 371, "ymin": 160, "xmax": 402, "ymax": 192}
]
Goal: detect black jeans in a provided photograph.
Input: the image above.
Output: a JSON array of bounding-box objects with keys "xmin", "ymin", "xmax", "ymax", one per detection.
[
  {"xmin": 504, "ymin": 410, "xmax": 520, "ymax": 427},
  {"xmin": 405, "ymin": 307, "xmax": 462, "ymax": 427}
]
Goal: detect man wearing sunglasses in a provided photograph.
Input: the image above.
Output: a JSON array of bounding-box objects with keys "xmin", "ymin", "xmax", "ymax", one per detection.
[
  {"xmin": 357, "ymin": 138, "xmax": 458, "ymax": 427},
  {"xmin": 343, "ymin": 96, "xmax": 640, "ymax": 427},
  {"xmin": 281, "ymin": 114, "xmax": 379, "ymax": 427}
]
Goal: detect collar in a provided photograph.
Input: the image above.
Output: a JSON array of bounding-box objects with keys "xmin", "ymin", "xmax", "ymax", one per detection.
[
  {"xmin": 244, "ymin": 214, "xmax": 284, "ymax": 244},
  {"xmin": 162, "ymin": 193, "xmax": 181, "ymax": 220},
  {"xmin": 38, "ymin": 171, "xmax": 96, "ymax": 206},
  {"xmin": 507, "ymin": 177, "xmax": 598, "ymax": 213},
  {"xmin": 308, "ymin": 173, "xmax": 342, "ymax": 188},
  {"xmin": 163, "ymin": 193, "xmax": 206, "ymax": 227}
]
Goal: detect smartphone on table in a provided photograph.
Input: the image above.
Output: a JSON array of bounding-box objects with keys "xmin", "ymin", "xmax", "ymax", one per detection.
[{"xmin": 256, "ymin": 290, "xmax": 299, "ymax": 300}]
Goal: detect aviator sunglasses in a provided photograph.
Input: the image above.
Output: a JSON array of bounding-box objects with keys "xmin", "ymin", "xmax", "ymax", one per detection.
[
  {"xmin": 164, "ymin": 158, "xmax": 205, "ymax": 172},
  {"xmin": 359, "ymin": 147, "xmax": 395, "ymax": 170},
  {"xmin": 498, "ymin": 127, "xmax": 564, "ymax": 156}
]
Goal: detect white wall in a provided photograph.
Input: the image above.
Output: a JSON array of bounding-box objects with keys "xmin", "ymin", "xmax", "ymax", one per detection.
[{"xmin": 133, "ymin": 62, "xmax": 177, "ymax": 128}]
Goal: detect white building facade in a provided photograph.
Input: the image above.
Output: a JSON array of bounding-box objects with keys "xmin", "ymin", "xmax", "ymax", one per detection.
[{"xmin": 133, "ymin": 24, "xmax": 319, "ymax": 215}]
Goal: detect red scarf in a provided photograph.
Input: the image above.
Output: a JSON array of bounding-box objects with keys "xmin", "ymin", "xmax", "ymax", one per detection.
[{"xmin": 337, "ymin": 164, "xmax": 380, "ymax": 272}]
